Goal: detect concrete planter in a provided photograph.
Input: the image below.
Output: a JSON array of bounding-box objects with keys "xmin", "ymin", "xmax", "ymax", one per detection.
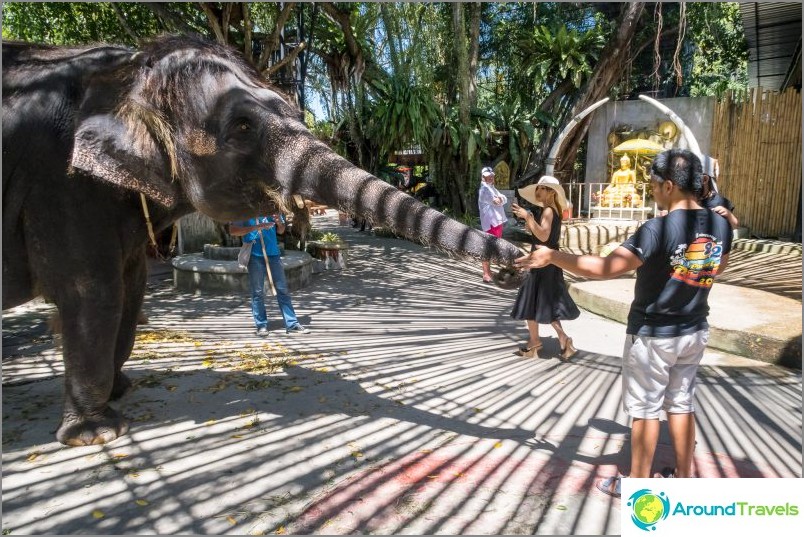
[
  {"xmin": 307, "ymin": 240, "xmax": 348, "ymax": 271},
  {"xmin": 172, "ymin": 246, "xmax": 313, "ymax": 295}
]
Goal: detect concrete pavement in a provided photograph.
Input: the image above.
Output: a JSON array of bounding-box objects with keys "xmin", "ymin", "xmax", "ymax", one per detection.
[{"xmin": 2, "ymin": 210, "xmax": 802, "ymax": 535}]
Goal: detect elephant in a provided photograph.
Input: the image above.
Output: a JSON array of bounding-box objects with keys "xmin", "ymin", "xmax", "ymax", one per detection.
[{"xmin": 2, "ymin": 35, "xmax": 525, "ymax": 446}]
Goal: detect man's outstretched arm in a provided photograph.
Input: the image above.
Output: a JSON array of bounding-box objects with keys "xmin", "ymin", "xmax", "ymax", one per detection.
[{"xmin": 514, "ymin": 246, "xmax": 643, "ymax": 280}]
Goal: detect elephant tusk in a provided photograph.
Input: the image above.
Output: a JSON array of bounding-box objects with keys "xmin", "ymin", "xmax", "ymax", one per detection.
[
  {"xmin": 545, "ymin": 97, "xmax": 610, "ymax": 176},
  {"xmin": 638, "ymin": 94, "xmax": 702, "ymax": 159}
]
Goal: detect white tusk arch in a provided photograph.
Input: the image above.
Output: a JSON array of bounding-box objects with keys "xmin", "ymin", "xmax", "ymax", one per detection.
[
  {"xmin": 545, "ymin": 97, "xmax": 610, "ymax": 176},
  {"xmin": 638, "ymin": 94, "xmax": 702, "ymax": 159}
]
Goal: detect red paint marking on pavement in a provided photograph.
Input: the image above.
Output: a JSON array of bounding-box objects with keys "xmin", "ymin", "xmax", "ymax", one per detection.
[
  {"xmin": 290, "ymin": 444, "xmax": 604, "ymax": 534},
  {"xmin": 289, "ymin": 437, "xmax": 785, "ymax": 533}
]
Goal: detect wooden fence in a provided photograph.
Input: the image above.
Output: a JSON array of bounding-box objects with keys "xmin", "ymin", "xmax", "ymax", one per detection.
[{"xmin": 710, "ymin": 87, "xmax": 802, "ymax": 239}]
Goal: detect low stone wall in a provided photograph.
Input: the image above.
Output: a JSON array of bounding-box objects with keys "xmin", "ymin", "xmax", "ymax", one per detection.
[
  {"xmin": 507, "ymin": 221, "xmax": 800, "ymax": 256},
  {"xmin": 505, "ymin": 221, "xmax": 641, "ymax": 254},
  {"xmin": 569, "ymin": 279, "xmax": 802, "ymax": 368}
]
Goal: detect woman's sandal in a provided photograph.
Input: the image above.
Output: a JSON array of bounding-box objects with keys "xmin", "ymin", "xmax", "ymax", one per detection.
[
  {"xmin": 559, "ymin": 337, "xmax": 578, "ymax": 361},
  {"xmin": 516, "ymin": 343, "xmax": 543, "ymax": 358},
  {"xmin": 596, "ymin": 476, "xmax": 622, "ymax": 498}
]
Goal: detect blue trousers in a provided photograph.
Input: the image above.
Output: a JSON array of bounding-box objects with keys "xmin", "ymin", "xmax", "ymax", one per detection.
[{"xmin": 247, "ymin": 253, "xmax": 299, "ymax": 330}]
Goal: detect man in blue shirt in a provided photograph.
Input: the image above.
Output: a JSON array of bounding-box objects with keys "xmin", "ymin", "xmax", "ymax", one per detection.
[{"xmin": 230, "ymin": 215, "xmax": 310, "ymax": 336}]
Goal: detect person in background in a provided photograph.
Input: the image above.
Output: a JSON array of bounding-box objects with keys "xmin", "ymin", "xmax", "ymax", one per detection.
[
  {"xmin": 700, "ymin": 155, "xmax": 739, "ymax": 228},
  {"xmin": 515, "ymin": 149, "xmax": 732, "ymax": 497},
  {"xmin": 229, "ymin": 215, "xmax": 310, "ymax": 336},
  {"xmin": 510, "ymin": 176, "xmax": 579, "ymax": 359},
  {"xmin": 478, "ymin": 166, "xmax": 508, "ymax": 283}
]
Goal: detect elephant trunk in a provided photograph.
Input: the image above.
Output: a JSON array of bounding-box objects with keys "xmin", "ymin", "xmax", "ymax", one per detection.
[{"xmin": 273, "ymin": 138, "xmax": 523, "ymax": 265}]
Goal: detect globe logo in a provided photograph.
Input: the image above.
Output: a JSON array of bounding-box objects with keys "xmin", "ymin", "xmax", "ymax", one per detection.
[{"xmin": 627, "ymin": 489, "xmax": 670, "ymax": 531}]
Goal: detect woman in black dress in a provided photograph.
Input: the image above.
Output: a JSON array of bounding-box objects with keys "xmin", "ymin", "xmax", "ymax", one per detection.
[{"xmin": 511, "ymin": 176, "xmax": 580, "ymax": 360}]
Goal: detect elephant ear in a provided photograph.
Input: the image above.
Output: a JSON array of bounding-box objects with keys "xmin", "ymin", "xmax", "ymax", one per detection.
[{"xmin": 70, "ymin": 101, "xmax": 179, "ymax": 208}]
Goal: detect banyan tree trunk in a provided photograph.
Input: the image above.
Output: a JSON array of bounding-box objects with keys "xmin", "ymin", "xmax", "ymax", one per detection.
[{"xmin": 553, "ymin": 2, "xmax": 646, "ymax": 179}]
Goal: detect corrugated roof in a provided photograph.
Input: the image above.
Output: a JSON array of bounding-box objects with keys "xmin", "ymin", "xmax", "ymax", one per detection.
[{"xmin": 740, "ymin": 2, "xmax": 802, "ymax": 90}]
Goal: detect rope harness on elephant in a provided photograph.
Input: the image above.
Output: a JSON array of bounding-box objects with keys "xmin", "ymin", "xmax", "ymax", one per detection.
[{"xmin": 140, "ymin": 193, "xmax": 178, "ymax": 261}]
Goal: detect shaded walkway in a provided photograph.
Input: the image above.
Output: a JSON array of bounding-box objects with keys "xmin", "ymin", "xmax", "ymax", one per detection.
[{"xmin": 2, "ymin": 210, "xmax": 801, "ymax": 535}]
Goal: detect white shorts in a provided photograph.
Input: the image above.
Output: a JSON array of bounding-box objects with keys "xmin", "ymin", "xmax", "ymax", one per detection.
[{"xmin": 621, "ymin": 329, "xmax": 709, "ymax": 419}]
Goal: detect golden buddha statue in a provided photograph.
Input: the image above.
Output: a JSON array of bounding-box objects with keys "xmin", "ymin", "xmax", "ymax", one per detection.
[{"xmin": 598, "ymin": 154, "xmax": 642, "ymax": 208}]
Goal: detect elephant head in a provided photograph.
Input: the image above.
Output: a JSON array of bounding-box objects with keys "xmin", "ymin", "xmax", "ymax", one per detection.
[{"xmin": 70, "ymin": 35, "xmax": 523, "ymax": 265}]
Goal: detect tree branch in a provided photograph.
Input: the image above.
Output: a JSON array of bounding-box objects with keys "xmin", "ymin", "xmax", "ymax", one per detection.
[
  {"xmin": 222, "ymin": 2, "xmax": 233, "ymax": 43},
  {"xmin": 468, "ymin": 2, "xmax": 481, "ymax": 102},
  {"xmin": 539, "ymin": 79, "xmax": 575, "ymax": 114},
  {"xmin": 632, "ymin": 23, "xmax": 681, "ymax": 59},
  {"xmin": 242, "ymin": 2, "xmax": 253, "ymax": 64},
  {"xmin": 319, "ymin": 2, "xmax": 365, "ymax": 82},
  {"xmin": 403, "ymin": 4, "xmax": 427, "ymax": 75},
  {"xmin": 555, "ymin": 2, "xmax": 646, "ymax": 177},
  {"xmin": 146, "ymin": 3, "xmax": 203, "ymax": 36},
  {"xmin": 380, "ymin": 4, "xmax": 399, "ymax": 73},
  {"xmin": 199, "ymin": 3, "xmax": 225, "ymax": 44},
  {"xmin": 264, "ymin": 42, "xmax": 306, "ymax": 77},
  {"xmin": 110, "ymin": 3, "xmax": 140, "ymax": 44},
  {"xmin": 258, "ymin": 2, "xmax": 296, "ymax": 71}
]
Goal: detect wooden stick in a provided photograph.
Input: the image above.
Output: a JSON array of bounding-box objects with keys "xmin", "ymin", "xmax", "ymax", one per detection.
[{"xmin": 258, "ymin": 231, "xmax": 277, "ymax": 297}]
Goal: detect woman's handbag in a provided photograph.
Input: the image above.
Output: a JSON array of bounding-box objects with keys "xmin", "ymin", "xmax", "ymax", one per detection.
[{"xmin": 237, "ymin": 240, "xmax": 253, "ymax": 268}]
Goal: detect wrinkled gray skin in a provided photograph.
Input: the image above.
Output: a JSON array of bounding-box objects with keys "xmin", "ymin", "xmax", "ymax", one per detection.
[{"xmin": 2, "ymin": 36, "xmax": 523, "ymax": 446}]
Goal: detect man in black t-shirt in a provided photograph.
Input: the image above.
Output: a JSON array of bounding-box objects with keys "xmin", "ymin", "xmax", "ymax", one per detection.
[{"xmin": 515, "ymin": 149, "xmax": 732, "ymax": 497}]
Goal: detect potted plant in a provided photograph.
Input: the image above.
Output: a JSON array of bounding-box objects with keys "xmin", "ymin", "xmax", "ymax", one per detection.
[{"xmin": 307, "ymin": 231, "xmax": 348, "ymax": 270}]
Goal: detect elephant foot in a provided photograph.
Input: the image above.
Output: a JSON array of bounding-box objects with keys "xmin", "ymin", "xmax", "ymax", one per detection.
[
  {"xmin": 110, "ymin": 372, "xmax": 132, "ymax": 400},
  {"xmin": 56, "ymin": 407, "xmax": 129, "ymax": 446}
]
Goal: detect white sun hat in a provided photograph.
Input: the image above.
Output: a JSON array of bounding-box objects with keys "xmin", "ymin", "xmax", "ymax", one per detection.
[{"xmin": 518, "ymin": 175, "xmax": 568, "ymax": 212}]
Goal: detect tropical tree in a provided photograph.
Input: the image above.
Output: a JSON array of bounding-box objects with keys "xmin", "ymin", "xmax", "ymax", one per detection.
[
  {"xmin": 1, "ymin": 2, "xmax": 162, "ymax": 44},
  {"xmin": 686, "ymin": 2, "xmax": 749, "ymax": 96},
  {"xmin": 3, "ymin": 1, "xmax": 750, "ymax": 207},
  {"xmin": 531, "ymin": 2, "xmax": 646, "ymax": 182},
  {"xmin": 369, "ymin": 76, "xmax": 439, "ymax": 160}
]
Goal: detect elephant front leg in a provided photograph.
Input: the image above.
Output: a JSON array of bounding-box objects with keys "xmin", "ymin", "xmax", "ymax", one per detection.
[
  {"xmin": 110, "ymin": 253, "xmax": 147, "ymax": 400},
  {"xmin": 56, "ymin": 301, "xmax": 129, "ymax": 446}
]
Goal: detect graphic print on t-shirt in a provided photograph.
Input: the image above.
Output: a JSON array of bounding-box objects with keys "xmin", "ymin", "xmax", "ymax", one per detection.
[{"xmin": 668, "ymin": 234, "xmax": 724, "ymax": 288}]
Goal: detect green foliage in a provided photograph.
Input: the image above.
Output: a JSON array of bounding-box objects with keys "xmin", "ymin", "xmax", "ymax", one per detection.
[
  {"xmin": 686, "ymin": 2, "xmax": 748, "ymax": 96},
  {"xmin": 308, "ymin": 229, "xmax": 344, "ymax": 243},
  {"xmin": 441, "ymin": 207, "xmax": 479, "ymax": 229},
  {"xmin": 0, "ymin": 2, "xmax": 215, "ymax": 45},
  {"xmin": 303, "ymin": 110, "xmax": 316, "ymax": 129},
  {"xmin": 309, "ymin": 119, "xmax": 335, "ymax": 144},
  {"xmin": 369, "ymin": 76, "xmax": 440, "ymax": 158},
  {"xmin": 432, "ymin": 106, "xmax": 489, "ymax": 160},
  {"xmin": 483, "ymin": 3, "xmax": 606, "ymax": 110},
  {"xmin": 318, "ymin": 232, "xmax": 342, "ymax": 244},
  {"xmin": 522, "ymin": 24, "xmax": 606, "ymax": 89},
  {"xmin": 1, "ymin": 2, "xmax": 160, "ymax": 44},
  {"xmin": 625, "ymin": 3, "xmax": 748, "ymax": 98},
  {"xmin": 1, "ymin": 1, "xmax": 751, "ymax": 193},
  {"xmin": 475, "ymin": 97, "xmax": 539, "ymax": 181}
]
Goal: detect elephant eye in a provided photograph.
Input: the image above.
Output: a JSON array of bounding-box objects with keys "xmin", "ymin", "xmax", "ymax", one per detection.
[{"xmin": 225, "ymin": 118, "xmax": 254, "ymax": 142}]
